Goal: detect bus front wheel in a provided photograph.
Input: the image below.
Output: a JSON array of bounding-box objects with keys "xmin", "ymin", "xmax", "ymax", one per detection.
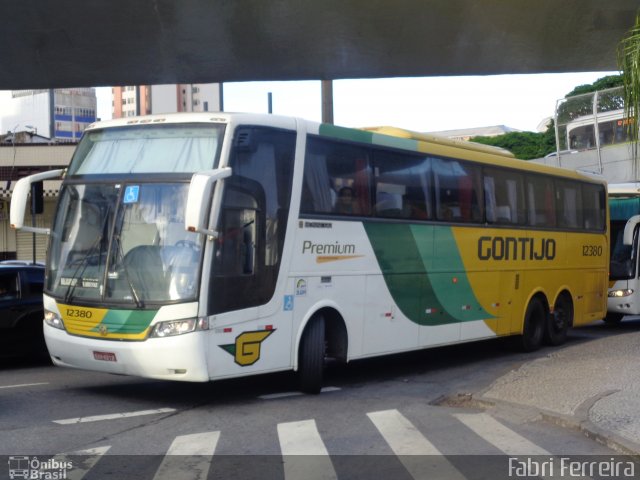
[
  {"xmin": 298, "ymin": 315, "xmax": 326, "ymax": 394},
  {"xmin": 544, "ymin": 294, "xmax": 572, "ymax": 346},
  {"xmin": 516, "ymin": 297, "xmax": 546, "ymax": 352}
]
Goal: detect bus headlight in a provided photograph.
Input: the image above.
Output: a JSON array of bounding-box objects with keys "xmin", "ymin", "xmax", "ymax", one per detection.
[
  {"xmin": 150, "ymin": 318, "xmax": 209, "ymax": 338},
  {"xmin": 44, "ymin": 310, "xmax": 65, "ymax": 330},
  {"xmin": 608, "ymin": 289, "xmax": 634, "ymax": 298}
]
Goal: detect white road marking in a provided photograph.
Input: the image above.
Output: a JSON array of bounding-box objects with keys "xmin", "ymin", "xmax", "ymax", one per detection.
[
  {"xmin": 278, "ymin": 419, "xmax": 337, "ymax": 480},
  {"xmin": 54, "ymin": 446, "xmax": 111, "ymax": 480},
  {"xmin": 368, "ymin": 409, "xmax": 466, "ymax": 480},
  {"xmin": 454, "ymin": 414, "xmax": 583, "ymax": 480},
  {"xmin": 453, "ymin": 413, "xmax": 550, "ymax": 455},
  {"xmin": 259, "ymin": 386, "xmax": 341, "ymax": 400},
  {"xmin": 0, "ymin": 382, "xmax": 49, "ymax": 389},
  {"xmin": 53, "ymin": 407, "xmax": 176, "ymax": 425},
  {"xmin": 153, "ymin": 432, "xmax": 220, "ymax": 480}
]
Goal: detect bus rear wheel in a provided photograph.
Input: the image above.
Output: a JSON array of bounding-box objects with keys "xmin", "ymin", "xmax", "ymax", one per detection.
[
  {"xmin": 298, "ymin": 315, "xmax": 326, "ymax": 394},
  {"xmin": 544, "ymin": 294, "xmax": 572, "ymax": 346},
  {"xmin": 516, "ymin": 297, "xmax": 546, "ymax": 352}
]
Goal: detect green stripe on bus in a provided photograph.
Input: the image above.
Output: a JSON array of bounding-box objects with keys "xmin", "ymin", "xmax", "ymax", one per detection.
[
  {"xmin": 420, "ymin": 226, "xmax": 492, "ymax": 322},
  {"xmin": 371, "ymin": 132, "xmax": 419, "ymax": 151},
  {"xmin": 364, "ymin": 223, "xmax": 492, "ymax": 325},
  {"xmin": 91, "ymin": 309, "xmax": 157, "ymax": 334},
  {"xmin": 319, "ymin": 123, "xmax": 374, "ymax": 144}
]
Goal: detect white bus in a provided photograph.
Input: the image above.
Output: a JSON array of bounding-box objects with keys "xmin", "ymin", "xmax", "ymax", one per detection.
[
  {"xmin": 11, "ymin": 113, "xmax": 608, "ymax": 393},
  {"xmin": 607, "ymin": 182, "xmax": 640, "ymax": 323}
]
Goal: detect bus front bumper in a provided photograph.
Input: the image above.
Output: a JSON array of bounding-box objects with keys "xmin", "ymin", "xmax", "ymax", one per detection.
[{"xmin": 44, "ymin": 323, "xmax": 210, "ymax": 382}]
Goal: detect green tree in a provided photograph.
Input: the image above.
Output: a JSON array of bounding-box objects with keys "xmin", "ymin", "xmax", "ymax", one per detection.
[
  {"xmin": 564, "ymin": 75, "xmax": 623, "ymax": 98},
  {"xmin": 471, "ymin": 121, "xmax": 556, "ymax": 160},
  {"xmin": 618, "ymin": 11, "xmax": 640, "ymax": 148}
]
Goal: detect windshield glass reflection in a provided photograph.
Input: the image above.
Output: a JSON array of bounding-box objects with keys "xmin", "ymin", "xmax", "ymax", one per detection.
[{"xmin": 47, "ymin": 183, "xmax": 203, "ymax": 305}]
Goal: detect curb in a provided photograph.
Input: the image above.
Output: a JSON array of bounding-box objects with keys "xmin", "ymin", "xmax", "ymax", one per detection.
[{"xmin": 470, "ymin": 392, "xmax": 640, "ymax": 458}]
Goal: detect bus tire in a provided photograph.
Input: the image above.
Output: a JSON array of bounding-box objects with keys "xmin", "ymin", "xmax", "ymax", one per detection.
[
  {"xmin": 544, "ymin": 294, "xmax": 572, "ymax": 346},
  {"xmin": 298, "ymin": 315, "xmax": 326, "ymax": 394},
  {"xmin": 517, "ymin": 297, "xmax": 546, "ymax": 352},
  {"xmin": 603, "ymin": 312, "xmax": 624, "ymax": 324}
]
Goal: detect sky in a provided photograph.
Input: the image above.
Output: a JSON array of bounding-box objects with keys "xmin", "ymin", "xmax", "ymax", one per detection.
[{"xmin": 4, "ymin": 71, "xmax": 617, "ymax": 135}]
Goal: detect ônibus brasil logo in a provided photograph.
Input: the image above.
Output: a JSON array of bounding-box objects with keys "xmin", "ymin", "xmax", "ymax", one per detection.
[{"xmin": 8, "ymin": 456, "xmax": 72, "ymax": 479}]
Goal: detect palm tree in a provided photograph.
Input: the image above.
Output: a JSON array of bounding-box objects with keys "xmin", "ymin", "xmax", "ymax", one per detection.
[{"xmin": 618, "ymin": 11, "xmax": 640, "ymax": 149}]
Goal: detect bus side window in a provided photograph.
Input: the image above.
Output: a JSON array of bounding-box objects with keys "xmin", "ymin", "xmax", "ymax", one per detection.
[
  {"xmin": 372, "ymin": 150, "xmax": 432, "ymax": 220},
  {"xmin": 582, "ymin": 184, "xmax": 605, "ymax": 230},
  {"xmin": 303, "ymin": 136, "xmax": 372, "ymax": 218},
  {"xmin": 555, "ymin": 180, "xmax": 583, "ymax": 229},
  {"xmin": 526, "ymin": 175, "xmax": 556, "ymax": 228},
  {"xmin": 433, "ymin": 158, "xmax": 483, "ymax": 223},
  {"xmin": 484, "ymin": 168, "xmax": 525, "ymax": 225}
]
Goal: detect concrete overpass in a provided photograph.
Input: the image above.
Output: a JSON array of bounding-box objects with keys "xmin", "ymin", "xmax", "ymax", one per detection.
[{"xmin": 0, "ymin": 0, "xmax": 637, "ymax": 90}]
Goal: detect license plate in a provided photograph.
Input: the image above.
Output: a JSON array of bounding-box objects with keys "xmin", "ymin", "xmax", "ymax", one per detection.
[{"xmin": 93, "ymin": 351, "xmax": 117, "ymax": 362}]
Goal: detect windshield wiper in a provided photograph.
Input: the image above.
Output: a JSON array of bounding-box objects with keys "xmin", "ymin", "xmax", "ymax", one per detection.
[
  {"xmin": 63, "ymin": 234, "xmax": 104, "ymax": 304},
  {"xmin": 113, "ymin": 235, "xmax": 144, "ymax": 308}
]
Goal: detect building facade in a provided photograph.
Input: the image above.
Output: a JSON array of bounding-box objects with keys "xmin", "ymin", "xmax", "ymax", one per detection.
[
  {"xmin": 3, "ymin": 89, "xmax": 97, "ymax": 142},
  {"xmin": 112, "ymin": 84, "xmax": 222, "ymax": 118},
  {"xmin": 0, "ymin": 144, "xmax": 75, "ymax": 262}
]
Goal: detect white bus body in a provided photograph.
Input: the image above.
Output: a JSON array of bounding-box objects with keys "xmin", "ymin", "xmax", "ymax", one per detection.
[{"xmin": 11, "ymin": 113, "xmax": 608, "ymax": 392}]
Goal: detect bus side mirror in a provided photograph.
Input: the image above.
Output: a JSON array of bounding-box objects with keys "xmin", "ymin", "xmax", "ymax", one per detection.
[
  {"xmin": 623, "ymin": 215, "xmax": 640, "ymax": 246},
  {"xmin": 185, "ymin": 167, "xmax": 232, "ymax": 237},
  {"xmin": 10, "ymin": 169, "xmax": 64, "ymax": 234}
]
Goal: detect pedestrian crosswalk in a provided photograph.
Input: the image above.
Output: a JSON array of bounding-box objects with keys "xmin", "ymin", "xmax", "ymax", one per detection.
[{"xmin": 52, "ymin": 410, "xmax": 598, "ymax": 480}]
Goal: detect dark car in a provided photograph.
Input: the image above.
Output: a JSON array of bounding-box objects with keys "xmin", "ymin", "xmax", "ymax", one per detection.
[{"xmin": 0, "ymin": 262, "xmax": 47, "ymax": 358}]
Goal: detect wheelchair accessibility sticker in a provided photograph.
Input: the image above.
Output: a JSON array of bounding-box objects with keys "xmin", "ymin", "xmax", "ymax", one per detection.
[
  {"xmin": 123, "ymin": 185, "xmax": 140, "ymax": 204},
  {"xmin": 283, "ymin": 295, "xmax": 294, "ymax": 311}
]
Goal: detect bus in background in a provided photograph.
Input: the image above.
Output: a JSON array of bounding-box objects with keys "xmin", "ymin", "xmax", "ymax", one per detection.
[
  {"xmin": 607, "ymin": 182, "xmax": 640, "ymax": 323},
  {"xmin": 534, "ymin": 86, "xmax": 636, "ymax": 183},
  {"xmin": 10, "ymin": 113, "xmax": 609, "ymax": 393}
]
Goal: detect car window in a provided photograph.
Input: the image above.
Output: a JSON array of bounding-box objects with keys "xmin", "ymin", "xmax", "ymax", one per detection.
[
  {"xmin": 25, "ymin": 269, "xmax": 44, "ymax": 294},
  {"xmin": 0, "ymin": 272, "xmax": 20, "ymax": 299}
]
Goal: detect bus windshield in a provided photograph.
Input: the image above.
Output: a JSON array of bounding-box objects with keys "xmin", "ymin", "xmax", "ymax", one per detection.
[
  {"xmin": 47, "ymin": 182, "xmax": 204, "ymax": 306},
  {"xmin": 610, "ymin": 220, "xmax": 637, "ymax": 280},
  {"xmin": 68, "ymin": 123, "xmax": 224, "ymax": 175}
]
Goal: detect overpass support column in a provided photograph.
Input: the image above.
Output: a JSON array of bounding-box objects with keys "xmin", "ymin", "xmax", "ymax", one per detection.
[{"xmin": 321, "ymin": 80, "xmax": 334, "ymax": 124}]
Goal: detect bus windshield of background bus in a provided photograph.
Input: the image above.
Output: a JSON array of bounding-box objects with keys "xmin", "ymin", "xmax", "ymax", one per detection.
[
  {"xmin": 610, "ymin": 220, "xmax": 638, "ymax": 280},
  {"xmin": 46, "ymin": 183, "xmax": 204, "ymax": 305},
  {"xmin": 67, "ymin": 124, "xmax": 225, "ymax": 175}
]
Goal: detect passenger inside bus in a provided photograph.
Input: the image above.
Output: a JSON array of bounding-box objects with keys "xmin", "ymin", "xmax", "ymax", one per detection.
[{"xmin": 334, "ymin": 186, "xmax": 361, "ymax": 215}]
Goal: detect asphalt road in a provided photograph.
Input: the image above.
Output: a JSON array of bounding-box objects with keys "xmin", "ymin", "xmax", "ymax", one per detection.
[{"xmin": 0, "ymin": 320, "xmax": 638, "ymax": 479}]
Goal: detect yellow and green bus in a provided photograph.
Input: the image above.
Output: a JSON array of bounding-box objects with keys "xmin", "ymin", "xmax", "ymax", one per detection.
[{"xmin": 10, "ymin": 113, "xmax": 608, "ymax": 393}]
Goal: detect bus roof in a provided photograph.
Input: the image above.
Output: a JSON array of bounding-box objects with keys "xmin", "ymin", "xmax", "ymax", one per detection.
[
  {"xmin": 84, "ymin": 112, "xmax": 299, "ymax": 131},
  {"xmin": 361, "ymin": 126, "xmax": 515, "ymax": 158},
  {"xmin": 84, "ymin": 112, "xmax": 605, "ymax": 186},
  {"xmin": 608, "ymin": 182, "xmax": 640, "ymax": 197}
]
